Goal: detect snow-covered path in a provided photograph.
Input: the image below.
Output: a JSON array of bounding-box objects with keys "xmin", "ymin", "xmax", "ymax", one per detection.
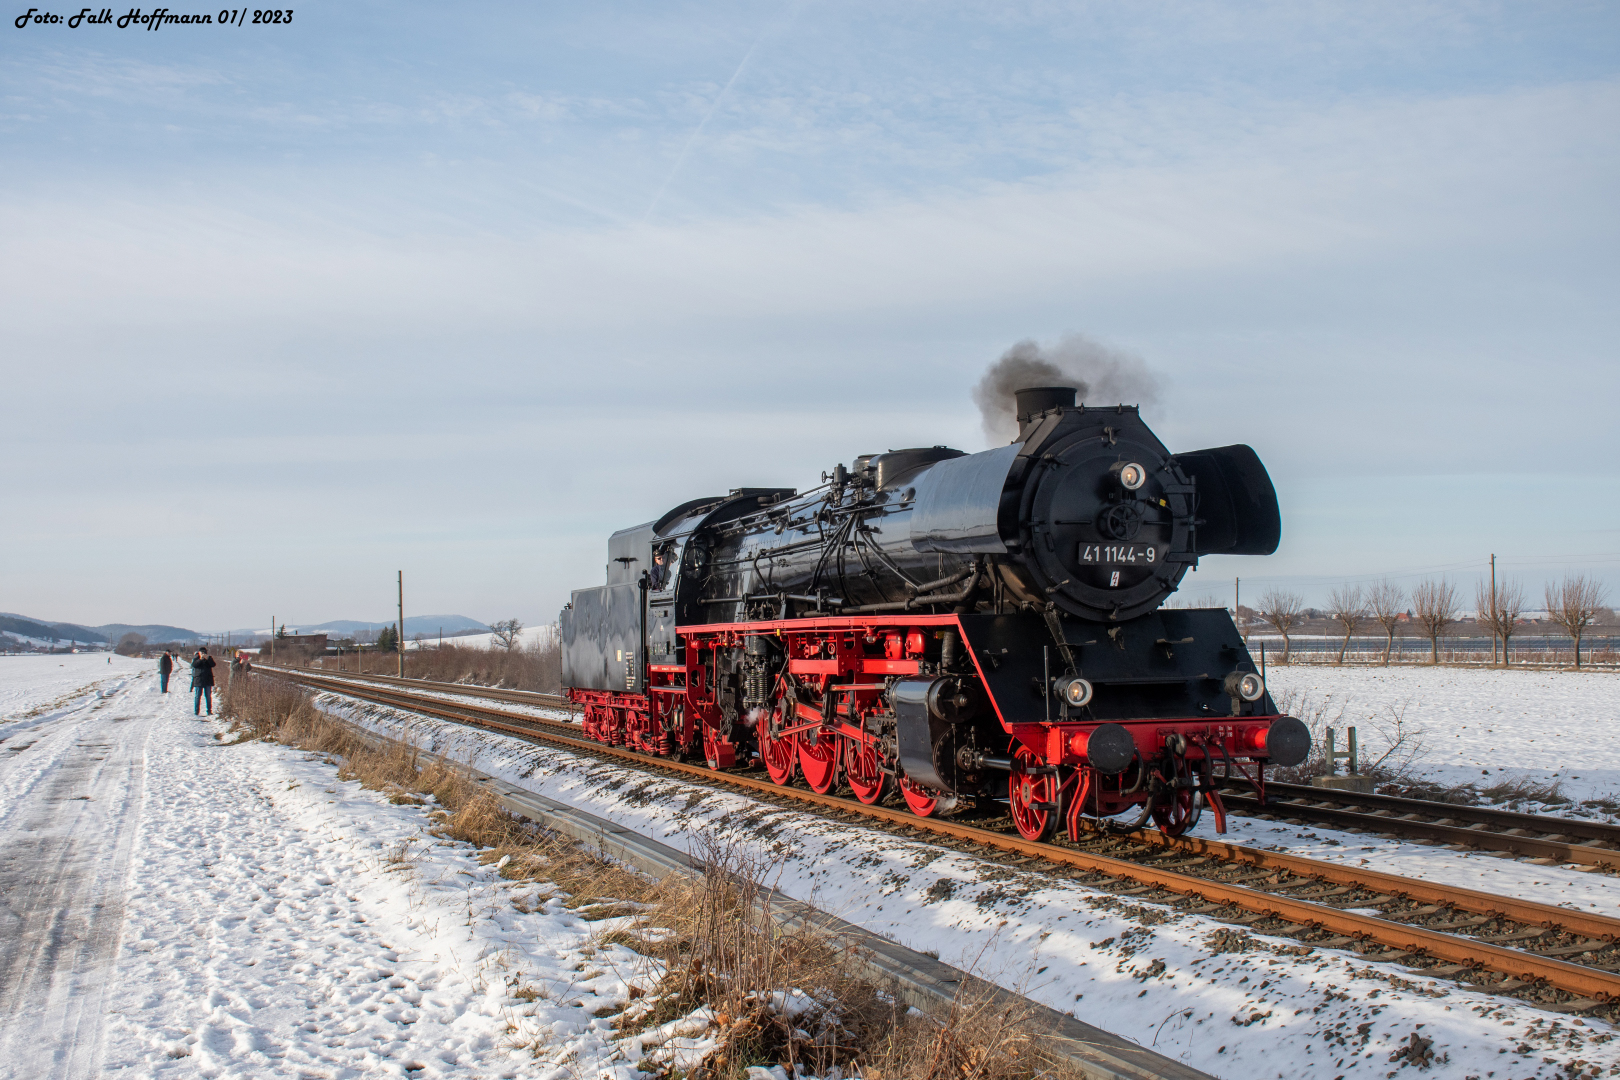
[{"xmin": 0, "ymin": 656, "xmax": 675, "ymax": 1080}]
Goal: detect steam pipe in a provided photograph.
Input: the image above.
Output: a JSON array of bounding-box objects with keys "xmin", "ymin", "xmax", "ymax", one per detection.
[
  {"xmin": 906, "ymin": 566, "xmax": 976, "ymax": 596},
  {"xmin": 842, "ymin": 562, "xmax": 982, "ymax": 613}
]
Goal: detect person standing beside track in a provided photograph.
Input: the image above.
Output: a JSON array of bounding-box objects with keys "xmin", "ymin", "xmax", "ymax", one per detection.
[
  {"xmin": 190, "ymin": 647, "xmax": 217, "ymax": 716},
  {"xmin": 158, "ymin": 650, "xmax": 175, "ymax": 693}
]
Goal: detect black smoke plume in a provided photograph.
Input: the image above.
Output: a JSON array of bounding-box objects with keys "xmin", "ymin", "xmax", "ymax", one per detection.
[{"xmin": 972, "ymin": 334, "xmax": 1163, "ymax": 443}]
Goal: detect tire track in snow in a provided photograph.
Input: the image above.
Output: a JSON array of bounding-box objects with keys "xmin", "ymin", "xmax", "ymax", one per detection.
[{"xmin": 0, "ymin": 677, "xmax": 151, "ymax": 1080}]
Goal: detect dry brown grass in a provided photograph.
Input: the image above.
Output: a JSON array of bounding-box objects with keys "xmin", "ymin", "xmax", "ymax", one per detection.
[
  {"xmin": 221, "ymin": 675, "xmax": 1073, "ymax": 1080},
  {"xmin": 589, "ymin": 832, "xmax": 1069, "ymax": 1080},
  {"xmin": 310, "ymin": 637, "xmax": 564, "ymax": 694}
]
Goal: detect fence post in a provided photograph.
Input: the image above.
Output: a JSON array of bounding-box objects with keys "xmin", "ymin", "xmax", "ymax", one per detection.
[{"xmin": 1324, "ymin": 727, "xmax": 1358, "ymax": 775}]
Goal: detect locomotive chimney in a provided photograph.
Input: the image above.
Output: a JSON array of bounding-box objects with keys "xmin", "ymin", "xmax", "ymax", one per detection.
[{"xmin": 1014, "ymin": 385, "xmax": 1077, "ymax": 438}]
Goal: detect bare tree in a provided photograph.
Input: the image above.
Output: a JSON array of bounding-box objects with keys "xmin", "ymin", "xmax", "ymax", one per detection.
[
  {"xmin": 115, "ymin": 632, "xmax": 147, "ymax": 656},
  {"xmin": 1366, "ymin": 579, "xmax": 1406, "ymax": 667},
  {"xmin": 1411, "ymin": 577, "xmax": 1460, "ymax": 665},
  {"xmin": 1545, "ymin": 573, "xmax": 1610, "ymax": 669},
  {"xmin": 1258, "ymin": 590, "xmax": 1305, "ymax": 663},
  {"xmin": 1326, "ymin": 584, "xmax": 1364, "ymax": 665},
  {"xmin": 1476, "ymin": 578, "xmax": 1526, "ymax": 665},
  {"xmin": 489, "ymin": 618, "xmax": 524, "ymax": 651}
]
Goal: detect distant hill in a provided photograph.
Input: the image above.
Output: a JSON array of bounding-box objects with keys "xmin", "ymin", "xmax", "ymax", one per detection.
[
  {"xmin": 0, "ymin": 613, "xmax": 108, "ymax": 644},
  {"xmin": 97, "ymin": 623, "xmax": 206, "ymax": 644},
  {"xmin": 220, "ymin": 615, "xmax": 493, "ymax": 640}
]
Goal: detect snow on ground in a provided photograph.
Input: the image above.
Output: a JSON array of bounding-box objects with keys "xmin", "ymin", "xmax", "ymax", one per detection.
[
  {"xmin": 325, "ymin": 690, "xmax": 1620, "ymax": 1080},
  {"xmin": 0, "ymin": 652, "xmax": 147, "ymax": 718},
  {"xmin": 0, "ymin": 658, "xmax": 724, "ymax": 1080},
  {"xmin": 1265, "ymin": 665, "xmax": 1620, "ymax": 803}
]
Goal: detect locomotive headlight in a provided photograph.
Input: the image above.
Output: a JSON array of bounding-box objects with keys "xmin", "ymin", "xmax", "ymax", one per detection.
[
  {"xmin": 1112, "ymin": 461, "xmax": 1148, "ymax": 491},
  {"xmin": 1224, "ymin": 671, "xmax": 1265, "ymax": 702},
  {"xmin": 1055, "ymin": 675, "xmax": 1094, "ymax": 708}
]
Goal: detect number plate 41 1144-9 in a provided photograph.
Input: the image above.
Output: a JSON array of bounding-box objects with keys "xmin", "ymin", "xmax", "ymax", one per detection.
[{"xmin": 1078, "ymin": 543, "xmax": 1164, "ymax": 565}]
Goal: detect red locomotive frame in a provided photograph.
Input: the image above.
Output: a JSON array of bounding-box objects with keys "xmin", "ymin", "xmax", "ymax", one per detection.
[{"xmin": 569, "ymin": 613, "xmax": 1285, "ymax": 842}]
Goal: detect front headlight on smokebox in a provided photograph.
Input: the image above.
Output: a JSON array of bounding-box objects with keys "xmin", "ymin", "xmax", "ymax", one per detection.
[
  {"xmin": 1112, "ymin": 461, "xmax": 1148, "ymax": 491},
  {"xmin": 1055, "ymin": 676, "xmax": 1093, "ymax": 708},
  {"xmin": 1224, "ymin": 671, "xmax": 1265, "ymax": 702}
]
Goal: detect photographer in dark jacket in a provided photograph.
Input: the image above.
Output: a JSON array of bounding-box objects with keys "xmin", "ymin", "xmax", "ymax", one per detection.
[
  {"xmin": 158, "ymin": 650, "xmax": 174, "ymax": 693},
  {"xmin": 190, "ymin": 647, "xmax": 217, "ymax": 716}
]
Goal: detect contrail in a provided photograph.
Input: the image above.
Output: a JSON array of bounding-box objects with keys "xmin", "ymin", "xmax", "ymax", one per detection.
[{"xmin": 641, "ymin": 16, "xmax": 779, "ymax": 223}]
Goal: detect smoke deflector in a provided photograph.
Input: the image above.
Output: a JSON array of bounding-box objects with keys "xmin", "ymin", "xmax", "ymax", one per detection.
[{"xmin": 1170, "ymin": 444, "xmax": 1282, "ymax": 556}]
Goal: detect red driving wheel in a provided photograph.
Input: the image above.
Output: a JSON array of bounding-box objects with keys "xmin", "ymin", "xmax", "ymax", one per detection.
[
  {"xmin": 1009, "ymin": 746, "xmax": 1061, "ymax": 841},
  {"xmin": 759, "ymin": 702, "xmax": 797, "ymax": 786},
  {"xmin": 798, "ymin": 727, "xmax": 840, "ymax": 794},
  {"xmin": 844, "ymin": 735, "xmax": 887, "ymax": 804},
  {"xmin": 898, "ymin": 775, "xmax": 940, "ymax": 817}
]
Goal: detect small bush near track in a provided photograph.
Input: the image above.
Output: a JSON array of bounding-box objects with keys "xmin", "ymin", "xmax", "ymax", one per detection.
[{"xmin": 218, "ymin": 676, "xmax": 1076, "ymax": 1080}]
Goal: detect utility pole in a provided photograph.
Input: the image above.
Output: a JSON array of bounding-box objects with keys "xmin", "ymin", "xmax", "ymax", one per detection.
[
  {"xmin": 271, "ymin": 617, "xmax": 276, "ymax": 665},
  {"xmin": 1234, "ymin": 577, "xmax": 1241, "ymax": 628},
  {"xmin": 397, "ymin": 571, "xmax": 405, "ymax": 677}
]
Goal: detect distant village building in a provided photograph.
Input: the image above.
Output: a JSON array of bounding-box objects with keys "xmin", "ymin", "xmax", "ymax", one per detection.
[{"xmin": 276, "ymin": 633, "xmax": 329, "ymax": 649}]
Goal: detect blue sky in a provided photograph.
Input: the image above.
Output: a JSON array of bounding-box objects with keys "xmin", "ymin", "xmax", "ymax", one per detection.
[{"xmin": 3, "ymin": 2, "xmax": 1618, "ymax": 630}]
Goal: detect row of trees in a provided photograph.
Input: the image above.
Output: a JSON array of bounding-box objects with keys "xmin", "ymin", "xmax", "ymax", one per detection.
[{"xmin": 1255, "ymin": 572, "xmax": 1610, "ymax": 668}]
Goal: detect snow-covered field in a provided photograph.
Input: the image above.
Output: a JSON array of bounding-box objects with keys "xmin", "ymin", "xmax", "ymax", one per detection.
[
  {"xmin": 405, "ymin": 626, "xmax": 557, "ymax": 652},
  {"xmin": 1265, "ymin": 665, "xmax": 1620, "ymax": 802},
  {"xmin": 0, "ymin": 654, "xmax": 718, "ymax": 1080},
  {"xmin": 326, "ymin": 679, "xmax": 1620, "ymax": 1080}
]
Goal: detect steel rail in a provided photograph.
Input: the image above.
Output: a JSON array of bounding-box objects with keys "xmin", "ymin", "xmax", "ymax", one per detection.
[
  {"xmin": 267, "ymin": 666, "xmax": 1620, "ymax": 1005},
  {"xmin": 283, "ymin": 667, "xmax": 578, "ymax": 711}
]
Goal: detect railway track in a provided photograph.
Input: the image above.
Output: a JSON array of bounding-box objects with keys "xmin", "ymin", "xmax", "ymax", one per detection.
[
  {"xmin": 297, "ymin": 667, "xmax": 1620, "ymax": 867},
  {"xmin": 265, "ymin": 664, "xmax": 1620, "ymax": 1014},
  {"xmin": 1215, "ymin": 779, "xmax": 1620, "ymax": 869}
]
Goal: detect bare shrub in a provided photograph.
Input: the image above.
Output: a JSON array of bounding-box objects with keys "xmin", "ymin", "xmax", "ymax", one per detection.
[
  {"xmin": 1359, "ymin": 698, "xmax": 1426, "ymax": 781},
  {"xmin": 858, "ymin": 982, "xmax": 1048, "ymax": 1080},
  {"xmin": 1546, "ymin": 573, "xmax": 1610, "ymax": 669},
  {"xmin": 1264, "ymin": 691, "xmax": 1423, "ymax": 784},
  {"xmin": 1367, "ymin": 579, "xmax": 1405, "ymax": 667},
  {"xmin": 1326, "ymin": 585, "xmax": 1364, "ymax": 665},
  {"xmin": 1258, "ymin": 590, "xmax": 1304, "ymax": 663},
  {"xmin": 1411, "ymin": 578, "xmax": 1460, "ymax": 665},
  {"xmin": 1476, "ymin": 578, "xmax": 1526, "ymax": 665},
  {"xmin": 613, "ymin": 829, "xmax": 1065, "ymax": 1080}
]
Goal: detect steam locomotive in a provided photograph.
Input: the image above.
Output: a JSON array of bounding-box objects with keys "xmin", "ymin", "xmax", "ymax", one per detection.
[{"xmin": 560, "ymin": 386, "xmax": 1308, "ymax": 840}]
